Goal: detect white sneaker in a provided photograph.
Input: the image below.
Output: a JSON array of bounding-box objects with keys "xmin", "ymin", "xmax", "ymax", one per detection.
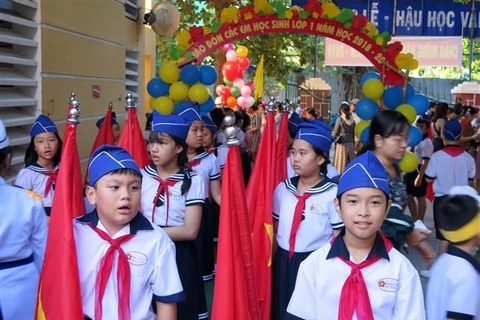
[{"xmin": 420, "ymin": 269, "xmax": 430, "ymax": 278}]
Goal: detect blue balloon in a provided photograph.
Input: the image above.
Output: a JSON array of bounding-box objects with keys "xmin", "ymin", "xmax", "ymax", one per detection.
[
  {"xmin": 360, "ymin": 126, "xmax": 371, "ymax": 145},
  {"xmin": 408, "ymin": 125, "xmax": 423, "ymax": 147},
  {"xmin": 199, "ymin": 65, "xmax": 218, "ymax": 86},
  {"xmin": 383, "ymin": 86, "xmax": 404, "ymax": 109},
  {"xmin": 406, "ymin": 93, "xmax": 430, "ymax": 115},
  {"xmin": 356, "ymin": 98, "xmax": 380, "ymax": 120},
  {"xmin": 199, "ymin": 96, "xmax": 215, "ymax": 114},
  {"xmin": 180, "ymin": 65, "xmax": 200, "ymax": 85},
  {"xmin": 360, "ymin": 72, "xmax": 381, "ymax": 87},
  {"xmin": 173, "ymin": 100, "xmax": 192, "ymax": 114},
  {"xmin": 405, "ymin": 83, "xmax": 415, "ymax": 98},
  {"xmin": 147, "ymin": 78, "xmax": 169, "ymax": 98}
]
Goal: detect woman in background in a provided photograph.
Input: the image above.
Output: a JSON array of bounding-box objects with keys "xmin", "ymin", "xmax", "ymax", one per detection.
[{"xmin": 332, "ymin": 103, "xmax": 355, "ymax": 173}]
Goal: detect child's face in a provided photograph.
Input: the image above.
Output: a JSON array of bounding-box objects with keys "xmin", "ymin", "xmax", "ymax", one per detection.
[
  {"xmin": 86, "ymin": 172, "xmax": 142, "ymax": 234},
  {"xmin": 149, "ymin": 134, "xmax": 183, "ymax": 167},
  {"xmin": 374, "ymin": 127, "xmax": 409, "ymax": 161},
  {"xmin": 186, "ymin": 120, "xmax": 204, "ymax": 150},
  {"xmin": 202, "ymin": 128, "xmax": 214, "ymax": 148},
  {"xmin": 112, "ymin": 124, "xmax": 121, "ymax": 143},
  {"xmin": 335, "ymin": 188, "xmax": 389, "ymax": 242},
  {"xmin": 417, "ymin": 122, "xmax": 428, "ymax": 135},
  {"xmin": 290, "ymin": 139, "xmax": 325, "ymax": 178},
  {"xmin": 34, "ymin": 132, "xmax": 59, "ymax": 162}
]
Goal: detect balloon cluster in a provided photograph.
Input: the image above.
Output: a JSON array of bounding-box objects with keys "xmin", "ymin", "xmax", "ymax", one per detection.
[
  {"xmin": 355, "ymin": 72, "xmax": 430, "ymax": 173},
  {"xmin": 147, "ymin": 62, "xmax": 218, "ymax": 115},
  {"xmin": 215, "ymin": 43, "xmax": 256, "ymax": 109}
]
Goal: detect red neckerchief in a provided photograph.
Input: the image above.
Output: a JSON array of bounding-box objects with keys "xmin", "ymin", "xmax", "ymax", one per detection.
[
  {"xmin": 90, "ymin": 226, "xmax": 134, "ymax": 320},
  {"xmin": 443, "ymin": 145, "xmax": 464, "ymax": 157},
  {"xmin": 187, "ymin": 158, "xmax": 201, "ymax": 169},
  {"xmin": 337, "ymin": 235, "xmax": 393, "ymax": 320},
  {"xmin": 42, "ymin": 171, "xmax": 57, "ymax": 197},
  {"xmin": 151, "ymin": 178, "xmax": 178, "ymax": 225},
  {"xmin": 288, "ymin": 193, "xmax": 312, "ymax": 259},
  {"xmin": 206, "ymin": 147, "xmax": 215, "ymax": 155}
]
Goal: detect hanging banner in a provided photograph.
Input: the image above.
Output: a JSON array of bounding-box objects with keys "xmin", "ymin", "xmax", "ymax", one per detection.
[{"xmin": 325, "ymin": 36, "xmax": 463, "ymax": 67}]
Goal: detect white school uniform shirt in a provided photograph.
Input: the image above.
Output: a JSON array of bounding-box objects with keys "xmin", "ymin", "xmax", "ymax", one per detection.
[
  {"xmin": 74, "ymin": 212, "xmax": 184, "ymax": 320},
  {"xmin": 0, "ymin": 177, "xmax": 47, "ymax": 320},
  {"xmin": 15, "ymin": 163, "xmax": 59, "ymax": 209},
  {"xmin": 414, "ymin": 137, "xmax": 434, "ymax": 163},
  {"xmin": 286, "ymin": 156, "xmax": 340, "ymax": 180},
  {"xmin": 287, "ymin": 232, "xmax": 425, "ymax": 320},
  {"xmin": 141, "ymin": 165, "xmax": 205, "ymax": 226},
  {"xmin": 426, "ymin": 244, "xmax": 480, "ymax": 320},
  {"xmin": 216, "ymin": 144, "xmax": 229, "ymax": 170},
  {"xmin": 425, "ymin": 147, "xmax": 476, "ymax": 197},
  {"xmin": 189, "ymin": 151, "xmax": 221, "ymax": 199},
  {"xmin": 272, "ymin": 177, "xmax": 343, "ymax": 253}
]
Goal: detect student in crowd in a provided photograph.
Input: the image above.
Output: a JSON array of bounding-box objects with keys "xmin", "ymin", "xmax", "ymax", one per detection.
[
  {"xmin": 96, "ymin": 111, "xmax": 121, "ymax": 144},
  {"xmin": 460, "ymin": 106, "xmax": 479, "ymax": 153},
  {"xmin": 431, "ymin": 102, "xmax": 449, "ymax": 151},
  {"xmin": 425, "ymin": 119, "xmax": 476, "ymax": 255},
  {"xmin": 140, "ymin": 111, "xmax": 205, "ymax": 320},
  {"xmin": 272, "ymin": 120, "xmax": 343, "ymax": 320},
  {"xmin": 0, "ymin": 119, "xmax": 47, "ymax": 320},
  {"xmin": 15, "ymin": 115, "xmax": 63, "ymax": 217},
  {"xmin": 406, "ymin": 116, "xmax": 434, "ymax": 222},
  {"xmin": 302, "ymin": 107, "xmax": 319, "ymax": 120},
  {"xmin": 286, "ymin": 151, "xmax": 425, "ymax": 320},
  {"xmin": 79, "ymin": 145, "xmax": 184, "ymax": 320},
  {"xmin": 332, "ymin": 102, "xmax": 356, "ymax": 174},
  {"xmin": 426, "ymin": 185, "xmax": 479, "ymax": 320}
]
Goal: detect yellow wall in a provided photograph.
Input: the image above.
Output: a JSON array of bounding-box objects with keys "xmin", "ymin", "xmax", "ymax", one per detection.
[{"xmin": 40, "ymin": 0, "xmax": 156, "ymax": 167}]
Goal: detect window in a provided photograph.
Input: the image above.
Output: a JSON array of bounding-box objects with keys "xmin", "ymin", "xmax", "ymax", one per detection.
[
  {"xmin": 125, "ymin": 0, "xmax": 140, "ymax": 21},
  {"xmin": 0, "ymin": 0, "xmax": 39, "ymax": 182},
  {"xmin": 125, "ymin": 49, "xmax": 139, "ymax": 99}
]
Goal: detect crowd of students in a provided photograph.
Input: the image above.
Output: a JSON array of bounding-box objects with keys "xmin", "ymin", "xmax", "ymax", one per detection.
[{"xmin": 0, "ymin": 98, "xmax": 479, "ymax": 320}]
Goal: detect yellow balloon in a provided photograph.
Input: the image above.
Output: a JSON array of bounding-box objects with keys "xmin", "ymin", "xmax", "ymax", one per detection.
[
  {"xmin": 188, "ymin": 83, "xmax": 209, "ymax": 104},
  {"xmin": 398, "ymin": 151, "xmax": 419, "ymax": 173},
  {"xmin": 150, "ymin": 96, "xmax": 174, "ymax": 115},
  {"xmin": 159, "ymin": 62, "xmax": 180, "ymax": 84},
  {"xmin": 169, "ymin": 81, "xmax": 189, "ymax": 101},
  {"xmin": 355, "ymin": 120, "xmax": 371, "ymax": 139},
  {"xmin": 396, "ymin": 104, "xmax": 417, "ymax": 124},
  {"xmin": 362, "ymin": 79, "xmax": 385, "ymax": 100},
  {"xmin": 236, "ymin": 45, "xmax": 249, "ymax": 58}
]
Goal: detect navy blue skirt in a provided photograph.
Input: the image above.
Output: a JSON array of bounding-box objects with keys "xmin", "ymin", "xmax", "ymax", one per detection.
[
  {"xmin": 195, "ymin": 199, "xmax": 215, "ymax": 282},
  {"xmin": 271, "ymin": 247, "xmax": 313, "ymax": 320}
]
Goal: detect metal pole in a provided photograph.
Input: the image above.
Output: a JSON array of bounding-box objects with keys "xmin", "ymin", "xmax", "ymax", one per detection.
[
  {"xmin": 314, "ymin": 36, "xmax": 319, "ymax": 78},
  {"xmin": 468, "ymin": 0, "xmax": 476, "ymax": 81}
]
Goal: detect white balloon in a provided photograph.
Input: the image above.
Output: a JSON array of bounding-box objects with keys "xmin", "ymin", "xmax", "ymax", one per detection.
[
  {"xmin": 233, "ymin": 79, "xmax": 245, "ymax": 88},
  {"xmin": 226, "ymin": 50, "xmax": 238, "ymax": 62},
  {"xmin": 245, "ymin": 96, "xmax": 255, "ymax": 107}
]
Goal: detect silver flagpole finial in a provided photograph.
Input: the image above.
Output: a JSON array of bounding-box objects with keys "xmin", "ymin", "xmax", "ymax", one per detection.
[
  {"xmin": 126, "ymin": 92, "xmax": 136, "ymax": 109},
  {"xmin": 223, "ymin": 114, "xmax": 240, "ymax": 146},
  {"xmin": 68, "ymin": 92, "xmax": 81, "ymax": 125}
]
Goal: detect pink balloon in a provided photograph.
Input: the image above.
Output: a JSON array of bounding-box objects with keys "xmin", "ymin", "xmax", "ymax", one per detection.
[
  {"xmin": 245, "ymin": 96, "xmax": 255, "ymax": 108},
  {"xmin": 233, "ymin": 79, "xmax": 245, "ymax": 88},
  {"xmin": 241, "ymin": 86, "xmax": 252, "ymax": 97},
  {"xmin": 237, "ymin": 96, "xmax": 247, "ymax": 108},
  {"xmin": 226, "ymin": 50, "xmax": 238, "ymax": 62},
  {"xmin": 246, "ymin": 82, "xmax": 255, "ymax": 92},
  {"xmin": 223, "ymin": 43, "xmax": 234, "ymax": 52},
  {"xmin": 215, "ymin": 85, "xmax": 224, "ymax": 96}
]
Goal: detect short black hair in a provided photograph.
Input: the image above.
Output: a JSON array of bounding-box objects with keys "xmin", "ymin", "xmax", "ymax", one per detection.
[
  {"xmin": 310, "ymin": 144, "xmax": 329, "ymax": 176},
  {"xmin": 437, "ymin": 194, "xmax": 478, "ymax": 244},
  {"xmin": 0, "ymin": 146, "xmax": 12, "ymax": 169}
]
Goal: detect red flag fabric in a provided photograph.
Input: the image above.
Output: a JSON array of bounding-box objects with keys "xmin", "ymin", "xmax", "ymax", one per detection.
[
  {"xmin": 84, "ymin": 108, "xmax": 114, "ymax": 184},
  {"xmin": 426, "ymin": 182, "xmax": 434, "ymax": 202},
  {"xmin": 246, "ymin": 112, "xmax": 277, "ymax": 320},
  {"xmin": 212, "ymin": 146, "xmax": 260, "ymax": 320},
  {"xmin": 275, "ymin": 112, "xmax": 288, "ymax": 185},
  {"xmin": 36, "ymin": 119, "xmax": 85, "ymax": 320},
  {"xmin": 118, "ymin": 108, "xmax": 150, "ymax": 168}
]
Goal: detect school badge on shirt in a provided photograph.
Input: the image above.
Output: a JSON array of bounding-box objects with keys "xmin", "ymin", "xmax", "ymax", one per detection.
[
  {"xmin": 377, "ymin": 278, "xmax": 398, "ymax": 292},
  {"xmin": 126, "ymin": 251, "xmax": 148, "ymax": 266}
]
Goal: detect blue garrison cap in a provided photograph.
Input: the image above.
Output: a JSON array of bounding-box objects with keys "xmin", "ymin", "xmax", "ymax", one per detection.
[
  {"xmin": 96, "ymin": 112, "xmax": 119, "ymax": 129},
  {"xmin": 88, "ymin": 145, "xmax": 141, "ymax": 186},
  {"xmin": 295, "ymin": 121, "xmax": 334, "ymax": 155},
  {"xmin": 173, "ymin": 103, "xmax": 202, "ymax": 124},
  {"xmin": 337, "ymin": 151, "xmax": 390, "ymax": 197},
  {"xmin": 30, "ymin": 115, "xmax": 58, "ymax": 138},
  {"xmin": 202, "ymin": 115, "xmax": 217, "ymax": 134},
  {"xmin": 288, "ymin": 112, "xmax": 304, "ymax": 135},
  {"xmin": 151, "ymin": 110, "xmax": 190, "ymax": 141},
  {"xmin": 443, "ymin": 119, "xmax": 462, "ymax": 141}
]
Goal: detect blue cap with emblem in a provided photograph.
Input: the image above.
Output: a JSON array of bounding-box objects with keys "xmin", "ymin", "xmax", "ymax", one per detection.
[
  {"xmin": 30, "ymin": 115, "xmax": 58, "ymax": 138},
  {"xmin": 96, "ymin": 112, "xmax": 119, "ymax": 129},
  {"xmin": 288, "ymin": 112, "xmax": 304, "ymax": 135},
  {"xmin": 88, "ymin": 145, "xmax": 142, "ymax": 186},
  {"xmin": 173, "ymin": 102, "xmax": 202, "ymax": 124},
  {"xmin": 337, "ymin": 151, "xmax": 390, "ymax": 197},
  {"xmin": 443, "ymin": 119, "xmax": 462, "ymax": 141},
  {"xmin": 202, "ymin": 115, "xmax": 217, "ymax": 134},
  {"xmin": 295, "ymin": 120, "xmax": 334, "ymax": 155},
  {"xmin": 151, "ymin": 110, "xmax": 190, "ymax": 141},
  {"xmin": 0, "ymin": 119, "xmax": 9, "ymax": 149}
]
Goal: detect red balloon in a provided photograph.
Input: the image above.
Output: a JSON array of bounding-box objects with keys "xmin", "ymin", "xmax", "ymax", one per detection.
[
  {"xmin": 220, "ymin": 86, "xmax": 231, "ymax": 99},
  {"xmin": 238, "ymin": 57, "xmax": 250, "ymax": 70},
  {"xmin": 222, "ymin": 61, "xmax": 241, "ymax": 81}
]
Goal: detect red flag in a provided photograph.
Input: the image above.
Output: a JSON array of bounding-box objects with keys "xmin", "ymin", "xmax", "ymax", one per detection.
[
  {"xmin": 84, "ymin": 108, "xmax": 114, "ymax": 184},
  {"xmin": 212, "ymin": 146, "xmax": 260, "ymax": 320},
  {"xmin": 246, "ymin": 112, "xmax": 277, "ymax": 320},
  {"xmin": 118, "ymin": 108, "xmax": 150, "ymax": 168},
  {"xmin": 36, "ymin": 117, "xmax": 85, "ymax": 319},
  {"xmin": 275, "ymin": 112, "xmax": 288, "ymax": 185}
]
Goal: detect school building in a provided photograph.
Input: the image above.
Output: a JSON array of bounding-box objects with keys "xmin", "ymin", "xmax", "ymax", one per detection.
[{"xmin": 1, "ymin": 0, "xmax": 156, "ymax": 182}]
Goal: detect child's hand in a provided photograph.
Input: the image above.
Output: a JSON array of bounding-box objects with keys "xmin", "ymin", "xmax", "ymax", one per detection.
[
  {"xmin": 406, "ymin": 228, "xmax": 431, "ymax": 247},
  {"xmin": 415, "ymin": 240, "xmax": 435, "ymax": 268},
  {"xmin": 414, "ymin": 176, "xmax": 422, "ymax": 187}
]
